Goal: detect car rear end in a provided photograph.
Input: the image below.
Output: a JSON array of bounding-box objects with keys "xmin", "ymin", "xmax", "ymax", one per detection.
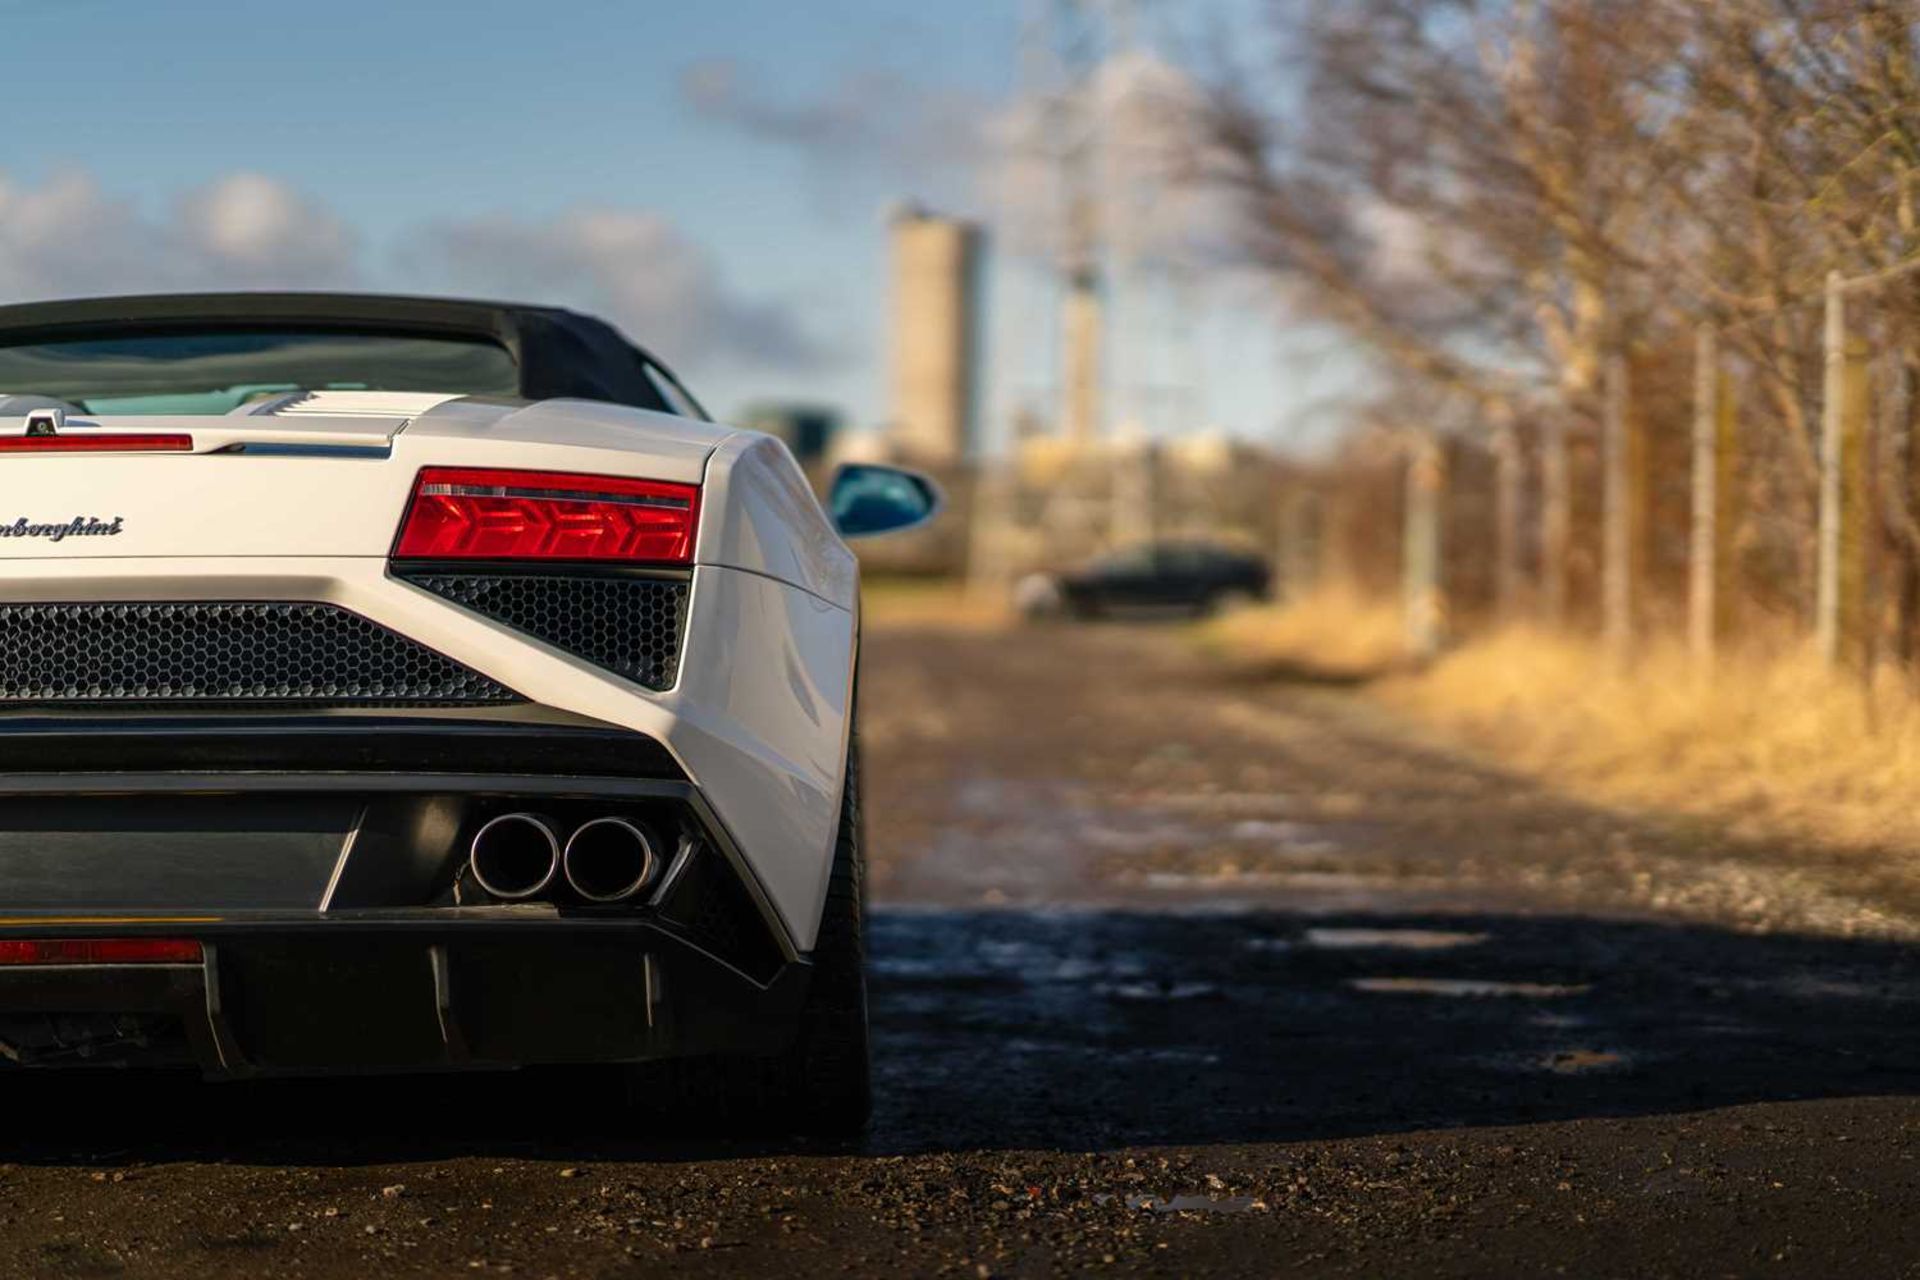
[{"xmin": 0, "ymin": 393, "xmax": 858, "ymax": 1090}]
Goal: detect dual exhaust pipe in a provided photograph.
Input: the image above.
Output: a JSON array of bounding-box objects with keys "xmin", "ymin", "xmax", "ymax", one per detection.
[{"xmin": 468, "ymin": 813, "xmax": 663, "ymax": 904}]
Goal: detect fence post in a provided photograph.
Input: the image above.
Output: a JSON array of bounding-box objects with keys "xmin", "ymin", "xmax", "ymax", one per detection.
[
  {"xmin": 1491, "ymin": 404, "xmax": 1523, "ymax": 621},
  {"xmin": 1716, "ymin": 366, "xmax": 1739, "ymax": 648},
  {"xmin": 1689, "ymin": 323, "xmax": 1719, "ymax": 671},
  {"xmin": 1110, "ymin": 440, "xmax": 1157, "ymax": 550},
  {"xmin": 1279, "ymin": 483, "xmax": 1320, "ymax": 602},
  {"xmin": 1404, "ymin": 432, "xmax": 1445, "ymax": 660},
  {"xmin": 1889, "ymin": 355, "xmax": 1920, "ymax": 667},
  {"xmin": 1601, "ymin": 353, "xmax": 1633, "ymax": 657},
  {"xmin": 1540, "ymin": 417, "xmax": 1570, "ymax": 624},
  {"xmin": 1839, "ymin": 335, "xmax": 1873, "ymax": 673},
  {"xmin": 1818, "ymin": 268, "xmax": 1846, "ymax": 666}
]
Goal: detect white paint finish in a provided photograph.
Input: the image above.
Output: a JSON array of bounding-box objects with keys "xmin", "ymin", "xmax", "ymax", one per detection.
[
  {"xmin": 657, "ymin": 566, "xmax": 854, "ymax": 948},
  {"xmin": 0, "ymin": 402, "xmax": 853, "ymax": 602},
  {"xmin": 0, "ymin": 555, "xmax": 852, "ymax": 951},
  {"xmin": 697, "ymin": 431, "xmax": 857, "ymax": 609},
  {"xmin": 0, "ymin": 452, "xmax": 417, "ymax": 558},
  {"xmin": 0, "ymin": 410, "xmax": 405, "ymax": 449},
  {"xmin": 264, "ymin": 390, "xmax": 463, "ymax": 418},
  {"xmin": 0, "ymin": 399, "xmax": 730, "ymax": 560},
  {"xmin": 401, "ymin": 397, "xmax": 730, "ymax": 485},
  {"xmin": 0, "ymin": 397, "xmax": 860, "ymax": 949}
]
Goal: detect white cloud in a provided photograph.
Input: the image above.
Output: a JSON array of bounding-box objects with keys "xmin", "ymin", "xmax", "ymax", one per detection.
[
  {"xmin": 675, "ymin": 52, "xmax": 1291, "ymax": 435},
  {"xmin": 0, "ymin": 170, "xmax": 163, "ymax": 299},
  {"xmin": 0, "ymin": 168, "xmax": 828, "ymax": 376},
  {"xmin": 681, "ymin": 52, "xmax": 1240, "ymax": 273},
  {"xmin": 678, "ymin": 60, "xmax": 987, "ymax": 202},
  {"xmin": 0, "ymin": 169, "xmax": 357, "ymax": 298},
  {"xmin": 400, "ymin": 207, "xmax": 831, "ymax": 371},
  {"xmin": 171, "ymin": 173, "xmax": 357, "ymax": 286},
  {"xmin": 988, "ymin": 50, "xmax": 1236, "ymax": 267}
]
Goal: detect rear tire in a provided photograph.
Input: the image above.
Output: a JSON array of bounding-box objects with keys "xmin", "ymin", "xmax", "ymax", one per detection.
[{"xmin": 626, "ymin": 738, "xmax": 872, "ymax": 1139}]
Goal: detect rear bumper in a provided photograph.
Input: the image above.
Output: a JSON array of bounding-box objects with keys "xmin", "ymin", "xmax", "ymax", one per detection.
[
  {"xmin": 0, "ymin": 558, "xmax": 857, "ymax": 951},
  {"xmin": 0, "ymin": 713, "xmax": 808, "ymax": 1076},
  {"xmin": 0, "ymin": 914, "xmax": 808, "ymax": 1077}
]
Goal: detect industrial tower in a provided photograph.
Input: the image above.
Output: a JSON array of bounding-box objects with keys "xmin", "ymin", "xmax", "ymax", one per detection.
[{"xmin": 1023, "ymin": 0, "xmax": 1130, "ymax": 448}]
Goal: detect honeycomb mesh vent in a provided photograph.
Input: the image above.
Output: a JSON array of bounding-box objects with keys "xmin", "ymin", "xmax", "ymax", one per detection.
[
  {"xmin": 403, "ymin": 573, "xmax": 688, "ymax": 691},
  {"xmin": 0, "ymin": 602, "xmax": 516, "ymax": 705}
]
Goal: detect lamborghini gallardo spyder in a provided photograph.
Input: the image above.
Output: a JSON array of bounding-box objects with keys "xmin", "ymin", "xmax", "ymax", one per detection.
[{"xmin": 0, "ymin": 293, "xmax": 936, "ymax": 1135}]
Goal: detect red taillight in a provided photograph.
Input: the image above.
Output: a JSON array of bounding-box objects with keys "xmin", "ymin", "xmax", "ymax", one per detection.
[
  {"xmin": 392, "ymin": 468, "xmax": 699, "ymax": 563},
  {"xmin": 0, "ymin": 434, "xmax": 192, "ymax": 453},
  {"xmin": 0, "ymin": 937, "xmax": 203, "ymax": 966}
]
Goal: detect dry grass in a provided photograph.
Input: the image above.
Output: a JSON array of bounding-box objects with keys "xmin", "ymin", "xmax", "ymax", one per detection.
[
  {"xmin": 1196, "ymin": 585, "xmax": 1410, "ymax": 682},
  {"xmin": 1384, "ymin": 631, "xmax": 1920, "ymax": 849},
  {"xmin": 1217, "ymin": 590, "xmax": 1920, "ymax": 852},
  {"xmin": 860, "ymin": 577, "xmax": 1011, "ymax": 631}
]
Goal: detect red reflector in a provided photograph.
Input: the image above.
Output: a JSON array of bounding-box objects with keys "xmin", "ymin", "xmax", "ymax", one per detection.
[
  {"xmin": 393, "ymin": 467, "xmax": 699, "ymax": 563},
  {"xmin": 0, "ymin": 937, "xmax": 203, "ymax": 966},
  {"xmin": 0, "ymin": 434, "xmax": 192, "ymax": 453}
]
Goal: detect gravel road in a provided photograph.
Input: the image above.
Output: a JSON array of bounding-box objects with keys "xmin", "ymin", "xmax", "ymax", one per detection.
[{"xmin": 3, "ymin": 620, "xmax": 1918, "ymax": 1278}]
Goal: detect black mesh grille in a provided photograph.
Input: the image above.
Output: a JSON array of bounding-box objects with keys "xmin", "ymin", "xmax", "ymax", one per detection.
[
  {"xmin": 0, "ymin": 602, "xmax": 516, "ymax": 706},
  {"xmin": 402, "ymin": 572, "xmax": 688, "ymax": 691}
]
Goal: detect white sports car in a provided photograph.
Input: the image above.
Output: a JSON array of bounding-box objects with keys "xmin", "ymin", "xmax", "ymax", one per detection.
[{"xmin": 0, "ymin": 293, "xmax": 935, "ymax": 1136}]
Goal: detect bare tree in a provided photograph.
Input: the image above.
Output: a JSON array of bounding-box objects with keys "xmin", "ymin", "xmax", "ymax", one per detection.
[{"xmin": 1199, "ymin": 0, "xmax": 1920, "ymax": 658}]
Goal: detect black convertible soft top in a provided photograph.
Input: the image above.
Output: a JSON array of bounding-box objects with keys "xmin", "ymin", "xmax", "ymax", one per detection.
[{"xmin": 0, "ymin": 292, "xmax": 692, "ymax": 414}]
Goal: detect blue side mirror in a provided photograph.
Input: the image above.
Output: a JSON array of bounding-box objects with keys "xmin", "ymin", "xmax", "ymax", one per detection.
[{"xmin": 828, "ymin": 464, "xmax": 942, "ymax": 539}]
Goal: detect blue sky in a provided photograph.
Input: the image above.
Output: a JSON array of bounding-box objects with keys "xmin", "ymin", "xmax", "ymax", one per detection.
[{"xmin": 0, "ymin": 0, "xmax": 1334, "ymax": 444}]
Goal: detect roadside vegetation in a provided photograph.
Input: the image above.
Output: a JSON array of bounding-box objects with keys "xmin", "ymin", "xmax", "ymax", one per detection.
[
  {"xmin": 865, "ymin": 577, "xmax": 1920, "ymax": 857},
  {"xmin": 859, "ymin": 576, "xmax": 1009, "ymax": 630},
  {"xmin": 1207, "ymin": 588, "xmax": 1920, "ymax": 855},
  {"xmin": 1199, "ymin": 586, "xmax": 1408, "ymax": 685},
  {"xmin": 1178, "ymin": 5, "xmax": 1920, "ymax": 860}
]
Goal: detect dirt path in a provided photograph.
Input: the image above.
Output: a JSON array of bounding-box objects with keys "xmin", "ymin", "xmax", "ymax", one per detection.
[
  {"xmin": 863, "ymin": 623, "xmax": 1920, "ymax": 937},
  {"xmin": 2, "ymin": 621, "xmax": 1918, "ymax": 1278}
]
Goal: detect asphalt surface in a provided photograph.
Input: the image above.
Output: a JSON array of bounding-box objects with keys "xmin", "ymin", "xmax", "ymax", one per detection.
[{"xmin": 4, "ymin": 620, "xmax": 1920, "ymax": 1277}]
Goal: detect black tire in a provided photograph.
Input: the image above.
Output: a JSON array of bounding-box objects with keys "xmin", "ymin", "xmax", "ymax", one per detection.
[{"xmin": 626, "ymin": 739, "xmax": 872, "ymax": 1138}]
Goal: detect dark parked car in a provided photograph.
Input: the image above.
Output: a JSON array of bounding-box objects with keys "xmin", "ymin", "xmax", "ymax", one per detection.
[{"xmin": 1016, "ymin": 541, "xmax": 1272, "ymax": 619}]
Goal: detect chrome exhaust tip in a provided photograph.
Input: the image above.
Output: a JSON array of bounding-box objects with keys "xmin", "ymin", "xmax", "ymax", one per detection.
[
  {"xmin": 562, "ymin": 817, "xmax": 661, "ymax": 903},
  {"xmin": 468, "ymin": 813, "xmax": 562, "ymax": 901}
]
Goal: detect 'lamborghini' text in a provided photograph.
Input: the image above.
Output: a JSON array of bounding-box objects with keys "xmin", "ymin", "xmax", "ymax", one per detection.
[{"xmin": 0, "ymin": 516, "xmax": 125, "ymax": 542}]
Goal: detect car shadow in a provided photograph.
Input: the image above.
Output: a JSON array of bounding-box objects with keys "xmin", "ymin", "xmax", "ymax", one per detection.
[
  {"xmin": 863, "ymin": 907, "xmax": 1920, "ymax": 1153},
  {"xmin": 0, "ymin": 906, "xmax": 1916, "ymax": 1164}
]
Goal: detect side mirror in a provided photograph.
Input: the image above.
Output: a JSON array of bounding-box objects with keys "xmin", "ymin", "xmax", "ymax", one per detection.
[{"xmin": 828, "ymin": 463, "xmax": 942, "ymax": 539}]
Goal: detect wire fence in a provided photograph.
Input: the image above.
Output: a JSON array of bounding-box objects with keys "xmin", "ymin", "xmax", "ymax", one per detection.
[{"xmin": 1295, "ymin": 262, "xmax": 1920, "ymax": 677}]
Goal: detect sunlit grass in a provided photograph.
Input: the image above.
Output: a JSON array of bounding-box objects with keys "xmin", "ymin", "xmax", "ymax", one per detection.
[
  {"xmin": 860, "ymin": 576, "xmax": 1011, "ymax": 630},
  {"xmin": 1216, "ymin": 588, "xmax": 1920, "ymax": 851},
  {"xmin": 1195, "ymin": 584, "xmax": 1409, "ymax": 682},
  {"xmin": 1384, "ymin": 630, "xmax": 1920, "ymax": 849}
]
